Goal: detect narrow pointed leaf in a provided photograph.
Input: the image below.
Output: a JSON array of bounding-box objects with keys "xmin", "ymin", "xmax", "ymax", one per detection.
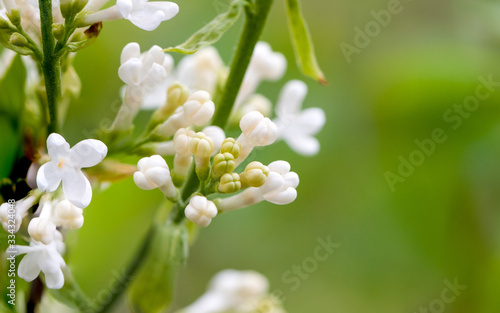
[
  {"xmin": 163, "ymin": 0, "xmax": 246, "ymax": 54},
  {"xmin": 285, "ymin": 0, "xmax": 326, "ymax": 84}
]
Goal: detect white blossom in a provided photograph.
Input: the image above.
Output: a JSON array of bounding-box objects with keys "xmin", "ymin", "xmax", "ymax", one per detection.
[
  {"xmin": 36, "ymin": 133, "xmax": 107, "ymax": 208},
  {"xmin": 235, "ymin": 42, "xmax": 286, "ymax": 107},
  {"xmin": 54, "ymin": 200, "xmax": 84, "ymax": 229},
  {"xmin": 176, "ymin": 46, "xmax": 224, "ymax": 95},
  {"xmin": 14, "ymin": 231, "xmax": 66, "ymax": 289},
  {"xmin": 273, "ymin": 80, "xmax": 325, "ymax": 156},
  {"xmin": 156, "ymin": 90, "xmax": 215, "ymax": 138},
  {"xmin": 184, "ymin": 196, "xmax": 217, "ymax": 227},
  {"xmin": 82, "ymin": 0, "xmax": 179, "ymax": 31},
  {"xmin": 0, "ymin": 194, "xmax": 37, "ymax": 233},
  {"xmin": 133, "ymin": 155, "xmax": 177, "ymax": 199},
  {"xmin": 235, "ymin": 111, "xmax": 277, "ymax": 165},
  {"xmin": 183, "ymin": 269, "xmax": 269, "ymax": 313}
]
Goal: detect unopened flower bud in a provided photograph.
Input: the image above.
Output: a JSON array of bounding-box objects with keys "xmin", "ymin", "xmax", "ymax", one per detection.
[
  {"xmin": 185, "ymin": 196, "xmax": 218, "ymax": 227},
  {"xmin": 172, "ymin": 128, "xmax": 195, "ymax": 186},
  {"xmin": 183, "ymin": 90, "xmax": 215, "ymax": 126},
  {"xmin": 235, "ymin": 111, "xmax": 277, "ymax": 165},
  {"xmin": 52, "ymin": 23, "xmax": 65, "ymax": 41},
  {"xmin": 218, "ymin": 173, "xmax": 241, "ymax": 194},
  {"xmin": 165, "ymin": 83, "xmax": 189, "ymax": 115},
  {"xmin": 28, "ymin": 217, "xmax": 57, "ymax": 245},
  {"xmin": 0, "ymin": 17, "xmax": 11, "ymax": 29},
  {"xmin": 240, "ymin": 161, "xmax": 269, "ymax": 188},
  {"xmin": 133, "ymin": 155, "xmax": 177, "ymax": 200},
  {"xmin": 202, "ymin": 126, "xmax": 225, "ymax": 156},
  {"xmin": 9, "ymin": 32, "xmax": 28, "ymax": 47},
  {"xmin": 7, "ymin": 9, "xmax": 20, "ymax": 26},
  {"xmin": 54, "ymin": 200, "xmax": 84, "ymax": 229},
  {"xmin": 220, "ymin": 138, "xmax": 240, "ymax": 159},
  {"xmin": 212, "ymin": 153, "xmax": 235, "ymax": 178},
  {"xmin": 189, "ymin": 132, "xmax": 214, "ymax": 181}
]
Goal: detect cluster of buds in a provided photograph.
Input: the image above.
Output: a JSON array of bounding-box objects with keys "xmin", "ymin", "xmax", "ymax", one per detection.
[{"xmin": 0, "ymin": 133, "xmax": 108, "ymax": 289}]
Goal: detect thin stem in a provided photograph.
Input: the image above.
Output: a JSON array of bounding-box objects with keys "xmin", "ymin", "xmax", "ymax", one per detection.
[
  {"xmin": 39, "ymin": 0, "xmax": 61, "ymax": 134},
  {"xmin": 211, "ymin": 0, "xmax": 275, "ymax": 129},
  {"xmin": 94, "ymin": 227, "xmax": 155, "ymax": 313}
]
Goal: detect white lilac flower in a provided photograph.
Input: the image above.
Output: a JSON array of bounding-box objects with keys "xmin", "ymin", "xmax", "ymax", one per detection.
[
  {"xmin": 176, "ymin": 46, "xmax": 224, "ymax": 95},
  {"xmin": 14, "ymin": 231, "xmax": 66, "ymax": 289},
  {"xmin": 184, "ymin": 196, "xmax": 217, "ymax": 227},
  {"xmin": 54, "ymin": 199, "xmax": 84, "ymax": 229},
  {"xmin": 235, "ymin": 111, "xmax": 277, "ymax": 166},
  {"xmin": 182, "ymin": 269, "xmax": 269, "ymax": 313},
  {"xmin": 235, "ymin": 42, "xmax": 287, "ymax": 107},
  {"xmin": 36, "ymin": 133, "xmax": 108, "ymax": 208},
  {"xmin": 133, "ymin": 155, "xmax": 177, "ymax": 199},
  {"xmin": 0, "ymin": 194, "xmax": 37, "ymax": 233},
  {"xmin": 156, "ymin": 90, "xmax": 215, "ymax": 138},
  {"xmin": 119, "ymin": 43, "xmax": 173, "ymax": 90},
  {"xmin": 215, "ymin": 161, "xmax": 299, "ymax": 212},
  {"xmin": 273, "ymin": 80, "xmax": 325, "ymax": 156},
  {"xmin": 82, "ymin": 0, "xmax": 179, "ymax": 31},
  {"xmin": 171, "ymin": 128, "xmax": 194, "ymax": 182}
]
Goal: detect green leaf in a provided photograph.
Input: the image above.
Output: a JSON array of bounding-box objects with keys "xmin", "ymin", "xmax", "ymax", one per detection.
[
  {"xmin": 285, "ymin": 0, "xmax": 326, "ymax": 84},
  {"xmin": 47, "ymin": 268, "xmax": 91, "ymax": 311},
  {"xmin": 128, "ymin": 221, "xmax": 188, "ymax": 313},
  {"xmin": 0, "ymin": 55, "xmax": 26, "ymax": 179},
  {"xmin": 163, "ymin": 0, "xmax": 246, "ymax": 54}
]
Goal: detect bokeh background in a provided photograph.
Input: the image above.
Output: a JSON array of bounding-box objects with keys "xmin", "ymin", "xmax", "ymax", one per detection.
[{"xmin": 5, "ymin": 0, "xmax": 500, "ymax": 312}]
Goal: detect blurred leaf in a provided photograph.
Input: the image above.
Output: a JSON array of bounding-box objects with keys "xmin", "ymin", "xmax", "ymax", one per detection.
[
  {"xmin": 47, "ymin": 268, "xmax": 91, "ymax": 311},
  {"xmin": 128, "ymin": 221, "xmax": 188, "ymax": 313},
  {"xmin": 163, "ymin": 0, "xmax": 245, "ymax": 54},
  {"xmin": 285, "ymin": 0, "xmax": 326, "ymax": 84},
  {"xmin": 0, "ymin": 55, "xmax": 26, "ymax": 179}
]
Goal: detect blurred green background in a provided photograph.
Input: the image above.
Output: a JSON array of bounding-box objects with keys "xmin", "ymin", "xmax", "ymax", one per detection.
[{"xmin": 8, "ymin": 0, "xmax": 500, "ymax": 312}]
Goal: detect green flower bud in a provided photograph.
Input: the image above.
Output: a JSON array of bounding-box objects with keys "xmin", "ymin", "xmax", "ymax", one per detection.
[
  {"xmin": 7, "ymin": 9, "xmax": 20, "ymax": 26},
  {"xmin": 0, "ymin": 17, "xmax": 12, "ymax": 29},
  {"xmin": 220, "ymin": 137, "xmax": 240, "ymax": 159},
  {"xmin": 212, "ymin": 153, "xmax": 235, "ymax": 178},
  {"xmin": 189, "ymin": 132, "xmax": 214, "ymax": 158},
  {"xmin": 218, "ymin": 173, "xmax": 241, "ymax": 194},
  {"xmin": 165, "ymin": 83, "xmax": 189, "ymax": 114},
  {"xmin": 9, "ymin": 32, "xmax": 28, "ymax": 47},
  {"xmin": 52, "ymin": 23, "xmax": 65, "ymax": 42},
  {"xmin": 240, "ymin": 161, "xmax": 269, "ymax": 188}
]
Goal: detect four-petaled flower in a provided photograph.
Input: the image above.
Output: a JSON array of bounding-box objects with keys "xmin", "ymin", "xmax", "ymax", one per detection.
[{"xmin": 36, "ymin": 133, "xmax": 107, "ymax": 208}]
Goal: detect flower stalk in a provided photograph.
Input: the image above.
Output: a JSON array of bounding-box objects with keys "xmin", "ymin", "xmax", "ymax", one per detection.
[{"xmin": 39, "ymin": 0, "xmax": 62, "ymax": 133}]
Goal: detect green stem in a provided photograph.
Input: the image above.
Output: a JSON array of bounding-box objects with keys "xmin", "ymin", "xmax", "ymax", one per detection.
[
  {"xmin": 39, "ymin": 0, "xmax": 61, "ymax": 134},
  {"xmin": 94, "ymin": 227, "xmax": 155, "ymax": 313},
  {"xmin": 211, "ymin": 0, "xmax": 275, "ymax": 128}
]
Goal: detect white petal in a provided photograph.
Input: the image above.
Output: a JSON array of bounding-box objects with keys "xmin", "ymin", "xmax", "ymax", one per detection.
[
  {"xmin": 44, "ymin": 268, "xmax": 65, "ymax": 289},
  {"xmin": 148, "ymin": 2, "xmax": 179, "ymax": 20},
  {"xmin": 148, "ymin": 155, "xmax": 168, "ymax": 168},
  {"xmin": 276, "ymin": 80, "xmax": 307, "ymax": 117},
  {"xmin": 268, "ymin": 161, "xmax": 290, "ymax": 174},
  {"xmin": 144, "ymin": 167, "xmax": 170, "ymax": 187},
  {"xmin": 259, "ymin": 172, "xmax": 284, "ymax": 194},
  {"xmin": 128, "ymin": 10, "xmax": 165, "ymax": 31},
  {"xmin": 116, "ymin": 0, "xmax": 133, "ymax": 17},
  {"xmin": 46, "ymin": 133, "xmax": 70, "ymax": 160},
  {"xmin": 121, "ymin": 42, "xmax": 141, "ymax": 64},
  {"xmin": 284, "ymin": 133, "xmax": 320, "ymax": 156},
  {"xmin": 118, "ymin": 58, "xmax": 143, "ymax": 85},
  {"xmin": 62, "ymin": 170, "xmax": 92, "ymax": 208},
  {"xmin": 70, "ymin": 139, "xmax": 107, "ymax": 168},
  {"xmin": 18, "ymin": 253, "xmax": 41, "ymax": 282},
  {"xmin": 294, "ymin": 107, "xmax": 326, "ymax": 135},
  {"xmin": 36, "ymin": 162, "xmax": 62, "ymax": 192},
  {"xmin": 133, "ymin": 172, "xmax": 155, "ymax": 190},
  {"xmin": 264, "ymin": 187, "xmax": 297, "ymax": 205}
]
